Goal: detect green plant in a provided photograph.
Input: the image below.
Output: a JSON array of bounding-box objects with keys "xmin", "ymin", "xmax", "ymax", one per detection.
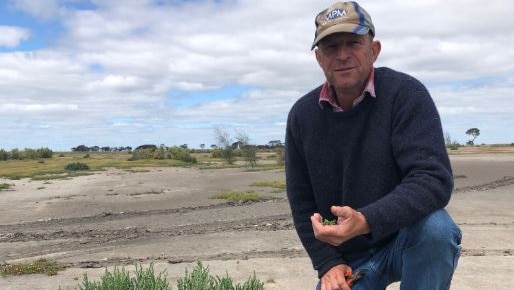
[
  {"xmin": 0, "ymin": 259, "xmax": 64, "ymax": 276},
  {"xmin": 322, "ymin": 219, "xmax": 337, "ymax": 226},
  {"xmin": 0, "ymin": 183, "xmax": 11, "ymax": 191},
  {"xmin": 212, "ymin": 191, "xmax": 262, "ymax": 202},
  {"xmin": 65, "ymin": 162, "xmax": 90, "ymax": 171},
  {"xmin": 75, "ymin": 263, "xmax": 169, "ymax": 290},
  {"xmin": 177, "ymin": 261, "xmax": 264, "ymax": 290},
  {"xmin": 250, "ymin": 180, "xmax": 286, "ymax": 190},
  {"xmin": 72, "ymin": 262, "xmax": 264, "ymax": 290}
]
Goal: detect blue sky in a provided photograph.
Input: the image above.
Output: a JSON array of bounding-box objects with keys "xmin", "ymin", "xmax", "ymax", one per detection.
[{"xmin": 1, "ymin": 0, "xmax": 513, "ymax": 151}]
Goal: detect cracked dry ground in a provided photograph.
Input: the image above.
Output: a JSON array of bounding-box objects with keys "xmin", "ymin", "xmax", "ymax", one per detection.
[{"xmin": 1, "ymin": 154, "xmax": 514, "ymax": 289}]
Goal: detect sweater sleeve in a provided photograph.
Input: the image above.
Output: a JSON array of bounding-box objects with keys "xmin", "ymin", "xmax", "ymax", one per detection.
[
  {"xmin": 359, "ymin": 77, "xmax": 454, "ymax": 241},
  {"xmin": 285, "ymin": 107, "xmax": 347, "ymax": 278}
]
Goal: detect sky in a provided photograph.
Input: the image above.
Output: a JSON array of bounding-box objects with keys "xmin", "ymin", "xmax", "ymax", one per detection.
[{"xmin": 0, "ymin": 0, "xmax": 513, "ymax": 151}]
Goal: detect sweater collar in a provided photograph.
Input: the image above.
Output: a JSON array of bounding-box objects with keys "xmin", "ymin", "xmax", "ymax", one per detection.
[{"xmin": 318, "ymin": 67, "xmax": 376, "ymax": 111}]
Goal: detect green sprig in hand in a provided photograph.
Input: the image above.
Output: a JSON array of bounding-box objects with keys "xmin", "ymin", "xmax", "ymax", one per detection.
[{"xmin": 322, "ymin": 218, "xmax": 337, "ymax": 226}]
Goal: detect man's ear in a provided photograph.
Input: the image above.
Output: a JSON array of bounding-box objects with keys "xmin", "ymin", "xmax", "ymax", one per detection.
[
  {"xmin": 315, "ymin": 49, "xmax": 323, "ymax": 67},
  {"xmin": 371, "ymin": 40, "xmax": 381, "ymax": 62}
]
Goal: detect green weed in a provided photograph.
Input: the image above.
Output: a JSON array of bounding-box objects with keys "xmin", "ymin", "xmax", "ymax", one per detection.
[
  {"xmin": 250, "ymin": 180, "xmax": 286, "ymax": 190},
  {"xmin": 65, "ymin": 162, "xmax": 90, "ymax": 171},
  {"xmin": 177, "ymin": 261, "xmax": 264, "ymax": 290},
  {"xmin": 0, "ymin": 259, "xmax": 65, "ymax": 276},
  {"xmin": 72, "ymin": 261, "xmax": 264, "ymax": 290},
  {"xmin": 0, "ymin": 183, "xmax": 11, "ymax": 191},
  {"xmin": 212, "ymin": 191, "xmax": 262, "ymax": 202},
  {"xmin": 75, "ymin": 263, "xmax": 169, "ymax": 290}
]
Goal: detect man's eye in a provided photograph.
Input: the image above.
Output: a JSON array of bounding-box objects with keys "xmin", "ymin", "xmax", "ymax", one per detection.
[{"xmin": 322, "ymin": 44, "xmax": 338, "ymax": 51}]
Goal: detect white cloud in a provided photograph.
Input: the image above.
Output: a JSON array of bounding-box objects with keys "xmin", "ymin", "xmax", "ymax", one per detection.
[
  {"xmin": 0, "ymin": 0, "xmax": 513, "ymax": 150},
  {"xmin": 0, "ymin": 26, "xmax": 31, "ymax": 48},
  {"xmin": 8, "ymin": 0, "xmax": 61, "ymax": 20}
]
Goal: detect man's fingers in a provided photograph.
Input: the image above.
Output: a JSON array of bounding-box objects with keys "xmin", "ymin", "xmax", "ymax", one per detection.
[{"xmin": 331, "ymin": 206, "xmax": 353, "ymax": 219}]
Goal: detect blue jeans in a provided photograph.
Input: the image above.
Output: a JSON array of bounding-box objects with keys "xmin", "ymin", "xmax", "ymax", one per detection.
[{"xmin": 316, "ymin": 209, "xmax": 462, "ymax": 290}]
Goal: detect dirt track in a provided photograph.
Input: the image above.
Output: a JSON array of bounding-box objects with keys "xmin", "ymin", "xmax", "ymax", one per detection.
[{"xmin": 1, "ymin": 153, "xmax": 514, "ymax": 289}]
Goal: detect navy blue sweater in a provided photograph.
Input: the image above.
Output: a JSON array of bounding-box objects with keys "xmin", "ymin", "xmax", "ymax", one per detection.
[{"xmin": 285, "ymin": 67, "xmax": 453, "ymax": 278}]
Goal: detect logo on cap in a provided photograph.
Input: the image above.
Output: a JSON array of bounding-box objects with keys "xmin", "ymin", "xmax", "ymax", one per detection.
[{"xmin": 325, "ymin": 9, "xmax": 347, "ymax": 21}]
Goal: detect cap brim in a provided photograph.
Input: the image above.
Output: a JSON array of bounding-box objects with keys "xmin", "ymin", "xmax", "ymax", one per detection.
[{"xmin": 311, "ymin": 24, "xmax": 370, "ymax": 50}]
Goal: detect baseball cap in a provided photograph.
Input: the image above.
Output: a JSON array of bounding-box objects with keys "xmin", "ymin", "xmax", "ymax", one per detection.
[{"xmin": 311, "ymin": 1, "xmax": 375, "ymax": 50}]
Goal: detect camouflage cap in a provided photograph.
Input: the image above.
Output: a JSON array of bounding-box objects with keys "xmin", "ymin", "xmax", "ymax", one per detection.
[{"xmin": 311, "ymin": 1, "xmax": 375, "ymax": 50}]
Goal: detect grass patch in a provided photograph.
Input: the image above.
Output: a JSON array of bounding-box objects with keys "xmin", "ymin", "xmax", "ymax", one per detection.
[
  {"xmin": 0, "ymin": 151, "xmax": 285, "ymax": 180},
  {"xmin": 0, "ymin": 259, "xmax": 65, "ymax": 276},
  {"xmin": 71, "ymin": 261, "xmax": 264, "ymax": 290},
  {"xmin": 65, "ymin": 162, "xmax": 90, "ymax": 171},
  {"xmin": 0, "ymin": 183, "xmax": 12, "ymax": 191},
  {"xmin": 0, "ymin": 152, "xmax": 187, "ymax": 180},
  {"xmin": 250, "ymin": 180, "xmax": 286, "ymax": 190},
  {"xmin": 212, "ymin": 190, "xmax": 262, "ymax": 202}
]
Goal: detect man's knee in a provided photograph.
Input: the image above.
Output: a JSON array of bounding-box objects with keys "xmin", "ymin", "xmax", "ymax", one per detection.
[{"xmin": 402, "ymin": 209, "xmax": 462, "ymax": 249}]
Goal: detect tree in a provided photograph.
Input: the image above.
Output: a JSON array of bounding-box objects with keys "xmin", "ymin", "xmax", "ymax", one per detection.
[
  {"xmin": 235, "ymin": 130, "xmax": 257, "ymax": 168},
  {"xmin": 465, "ymin": 128, "xmax": 480, "ymax": 145},
  {"xmin": 72, "ymin": 145, "xmax": 89, "ymax": 152},
  {"xmin": 214, "ymin": 126, "xmax": 234, "ymax": 164}
]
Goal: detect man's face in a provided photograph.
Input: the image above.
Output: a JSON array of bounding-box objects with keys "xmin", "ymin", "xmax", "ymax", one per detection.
[{"xmin": 315, "ymin": 33, "xmax": 380, "ymax": 97}]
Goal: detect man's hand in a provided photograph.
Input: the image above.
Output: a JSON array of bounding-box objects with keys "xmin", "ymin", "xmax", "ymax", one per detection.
[
  {"xmin": 320, "ymin": 264, "xmax": 353, "ymax": 290},
  {"xmin": 311, "ymin": 206, "xmax": 370, "ymax": 246}
]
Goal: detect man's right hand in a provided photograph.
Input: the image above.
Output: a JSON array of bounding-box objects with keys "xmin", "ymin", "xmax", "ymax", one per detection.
[{"xmin": 320, "ymin": 264, "xmax": 353, "ymax": 290}]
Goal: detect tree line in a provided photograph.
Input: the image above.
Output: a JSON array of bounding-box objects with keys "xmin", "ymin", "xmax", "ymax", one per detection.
[{"xmin": 0, "ymin": 147, "xmax": 53, "ymax": 161}]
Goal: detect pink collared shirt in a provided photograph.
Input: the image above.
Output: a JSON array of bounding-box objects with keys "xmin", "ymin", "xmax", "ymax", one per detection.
[{"xmin": 318, "ymin": 68, "xmax": 376, "ymax": 112}]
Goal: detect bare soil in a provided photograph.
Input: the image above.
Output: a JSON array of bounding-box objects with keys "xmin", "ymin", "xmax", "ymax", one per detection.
[{"xmin": 1, "ymin": 153, "xmax": 514, "ymax": 289}]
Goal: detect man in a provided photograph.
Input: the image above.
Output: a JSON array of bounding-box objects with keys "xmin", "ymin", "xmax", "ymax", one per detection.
[{"xmin": 285, "ymin": 2, "xmax": 462, "ymax": 290}]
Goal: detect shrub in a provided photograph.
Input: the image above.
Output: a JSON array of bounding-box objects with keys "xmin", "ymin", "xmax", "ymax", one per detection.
[
  {"xmin": 153, "ymin": 146, "xmax": 167, "ymax": 160},
  {"xmin": 75, "ymin": 263, "xmax": 169, "ymax": 290},
  {"xmin": 0, "ymin": 149, "xmax": 8, "ymax": 161},
  {"xmin": 168, "ymin": 146, "xmax": 197, "ymax": 163},
  {"xmin": 10, "ymin": 148, "xmax": 21, "ymax": 160},
  {"xmin": 65, "ymin": 162, "xmax": 90, "ymax": 171},
  {"xmin": 177, "ymin": 261, "xmax": 264, "ymax": 290},
  {"xmin": 129, "ymin": 148, "xmax": 155, "ymax": 161},
  {"xmin": 36, "ymin": 147, "xmax": 53, "ymax": 158},
  {"xmin": 73, "ymin": 261, "xmax": 264, "ymax": 290}
]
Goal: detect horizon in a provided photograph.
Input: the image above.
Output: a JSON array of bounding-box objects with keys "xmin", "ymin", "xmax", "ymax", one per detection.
[{"xmin": 1, "ymin": 0, "xmax": 513, "ymax": 151}]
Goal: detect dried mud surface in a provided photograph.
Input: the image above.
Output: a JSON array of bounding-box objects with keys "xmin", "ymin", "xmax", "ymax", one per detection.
[{"xmin": 1, "ymin": 153, "xmax": 514, "ymax": 289}]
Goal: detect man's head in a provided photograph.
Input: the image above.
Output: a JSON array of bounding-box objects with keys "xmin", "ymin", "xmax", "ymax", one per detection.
[
  {"xmin": 312, "ymin": 2, "xmax": 380, "ymax": 98},
  {"xmin": 311, "ymin": 1, "xmax": 375, "ymax": 50}
]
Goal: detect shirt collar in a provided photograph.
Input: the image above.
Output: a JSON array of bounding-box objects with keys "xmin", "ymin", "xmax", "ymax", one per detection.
[{"xmin": 318, "ymin": 67, "xmax": 376, "ymax": 111}]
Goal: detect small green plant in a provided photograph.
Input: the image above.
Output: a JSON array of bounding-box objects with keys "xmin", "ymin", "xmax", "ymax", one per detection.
[
  {"xmin": 72, "ymin": 262, "xmax": 264, "ymax": 290},
  {"xmin": 250, "ymin": 180, "xmax": 286, "ymax": 190},
  {"xmin": 75, "ymin": 263, "xmax": 169, "ymax": 290},
  {"xmin": 65, "ymin": 162, "xmax": 90, "ymax": 171},
  {"xmin": 0, "ymin": 259, "xmax": 65, "ymax": 276},
  {"xmin": 0, "ymin": 183, "xmax": 12, "ymax": 191},
  {"xmin": 322, "ymin": 219, "xmax": 337, "ymax": 226},
  {"xmin": 212, "ymin": 191, "xmax": 262, "ymax": 202},
  {"xmin": 177, "ymin": 261, "xmax": 264, "ymax": 290}
]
